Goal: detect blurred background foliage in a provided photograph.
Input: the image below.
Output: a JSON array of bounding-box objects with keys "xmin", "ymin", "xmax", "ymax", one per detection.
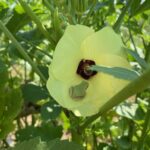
[{"xmin": 0, "ymin": 0, "xmax": 150, "ymax": 149}]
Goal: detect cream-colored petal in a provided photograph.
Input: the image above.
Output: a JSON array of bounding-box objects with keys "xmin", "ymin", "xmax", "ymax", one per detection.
[
  {"xmin": 47, "ymin": 25, "xmax": 133, "ymax": 117},
  {"xmin": 95, "ymin": 54, "xmax": 130, "ymax": 69},
  {"xmin": 81, "ymin": 26, "xmax": 126, "ymax": 58},
  {"xmin": 70, "ymin": 55, "xmax": 131, "ymax": 116},
  {"xmin": 50, "ymin": 25, "xmax": 94, "ymax": 82},
  {"xmin": 47, "ymin": 71, "xmax": 87, "ymax": 109},
  {"xmin": 47, "ymin": 71, "xmax": 129, "ymax": 117},
  {"xmin": 47, "ymin": 55, "xmax": 131, "ymax": 117},
  {"xmin": 72, "ymin": 73, "xmax": 129, "ymax": 117},
  {"xmin": 47, "ymin": 68, "xmax": 105, "ymax": 110}
]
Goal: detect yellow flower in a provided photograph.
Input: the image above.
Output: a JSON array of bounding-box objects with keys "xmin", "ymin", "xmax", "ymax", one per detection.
[{"xmin": 47, "ymin": 25, "xmax": 131, "ymax": 117}]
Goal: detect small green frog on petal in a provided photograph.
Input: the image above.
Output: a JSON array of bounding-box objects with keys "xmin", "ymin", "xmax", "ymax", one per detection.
[{"xmin": 47, "ymin": 25, "xmax": 131, "ymax": 117}]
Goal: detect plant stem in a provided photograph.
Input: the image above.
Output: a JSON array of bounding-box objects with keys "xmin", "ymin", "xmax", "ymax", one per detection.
[
  {"xmin": 43, "ymin": 0, "xmax": 55, "ymax": 12},
  {"xmin": 82, "ymin": 1, "xmax": 96, "ymax": 25},
  {"xmin": 137, "ymin": 102, "xmax": 150, "ymax": 150},
  {"xmin": 18, "ymin": 0, "xmax": 55, "ymax": 47},
  {"xmin": 0, "ymin": 20, "xmax": 46, "ymax": 83},
  {"xmin": 69, "ymin": 113, "xmax": 83, "ymax": 145},
  {"xmin": 18, "ymin": 35, "xmax": 53, "ymax": 58},
  {"xmin": 113, "ymin": 0, "xmax": 134, "ymax": 33},
  {"xmin": 128, "ymin": 20, "xmax": 138, "ymax": 53},
  {"xmin": 143, "ymin": 38, "xmax": 150, "ymax": 63},
  {"xmin": 79, "ymin": 67, "xmax": 150, "ymax": 131}
]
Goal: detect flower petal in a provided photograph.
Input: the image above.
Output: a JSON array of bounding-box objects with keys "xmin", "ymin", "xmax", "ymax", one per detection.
[
  {"xmin": 47, "ymin": 55, "xmax": 131, "ymax": 117},
  {"xmin": 47, "ymin": 25, "xmax": 133, "ymax": 117},
  {"xmin": 72, "ymin": 75, "xmax": 130, "ymax": 116},
  {"xmin": 50, "ymin": 25, "xmax": 94, "ymax": 82},
  {"xmin": 81, "ymin": 26, "xmax": 126, "ymax": 58},
  {"xmin": 47, "ymin": 71, "xmax": 86, "ymax": 109}
]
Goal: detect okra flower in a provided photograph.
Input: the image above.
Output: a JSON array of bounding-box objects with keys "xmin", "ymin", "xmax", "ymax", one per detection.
[{"xmin": 47, "ymin": 25, "xmax": 131, "ymax": 117}]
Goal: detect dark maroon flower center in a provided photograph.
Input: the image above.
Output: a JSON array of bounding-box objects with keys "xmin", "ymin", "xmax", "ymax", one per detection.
[{"xmin": 76, "ymin": 59, "xmax": 97, "ymax": 80}]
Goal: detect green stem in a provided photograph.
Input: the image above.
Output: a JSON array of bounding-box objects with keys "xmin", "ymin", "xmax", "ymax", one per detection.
[
  {"xmin": 68, "ymin": 0, "xmax": 77, "ymax": 24},
  {"xmin": 43, "ymin": 0, "xmax": 55, "ymax": 12},
  {"xmin": 113, "ymin": 0, "xmax": 134, "ymax": 33},
  {"xmin": 18, "ymin": 35, "xmax": 52, "ymax": 58},
  {"xmin": 143, "ymin": 38, "xmax": 150, "ymax": 63},
  {"xmin": 52, "ymin": 8, "xmax": 63, "ymax": 39},
  {"xmin": 69, "ymin": 113, "xmax": 83, "ymax": 145},
  {"xmin": 0, "ymin": 20, "xmax": 46, "ymax": 83},
  {"xmin": 128, "ymin": 20, "xmax": 138, "ymax": 53},
  {"xmin": 18, "ymin": 0, "xmax": 55, "ymax": 46},
  {"xmin": 79, "ymin": 67, "xmax": 150, "ymax": 131},
  {"xmin": 137, "ymin": 102, "xmax": 150, "ymax": 150},
  {"xmin": 82, "ymin": 1, "xmax": 96, "ymax": 25}
]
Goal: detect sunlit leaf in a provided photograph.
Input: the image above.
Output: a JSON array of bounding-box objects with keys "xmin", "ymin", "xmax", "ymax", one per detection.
[
  {"xmin": 41, "ymin": 101, "xmax": 61, "ymax": 121},
  {"xmin": 131, "ymin": 0, "xmax": 150, "ymax": 16},
  {"xmin": 9, "ymin": 137, "xmax": 84, "ymax": 150},
  {"xmin": 22, "ymin": 84, "xmax": 49, "ymax": 103},
  {"xmin": 116, "ymin": 102, "xmax": 138, "ymax": 120},
  {"xmin": 0, "ymin": 59, "xmax": 8, "ymax": 86},
  {"xmin": 0, "ymin": 88, "xmax": 22, "ymax": 139},
  {"xmin": 16, "ymin": 123, "xmax": 63, "ymax": 142},
  {"xmin": 8, "ymin": 137, "xmax": 46, "ymax": 150},
  {"xmin": 46, "ymin": 138, "xmax": 84, "ymax": 150},
  {"xmin": 115, "ymin": 136, "xmax": 131, "ymax": 150}
]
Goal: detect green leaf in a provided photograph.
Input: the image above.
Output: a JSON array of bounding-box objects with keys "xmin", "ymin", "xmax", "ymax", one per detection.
[
  {"xmin": 116, "ymin": 99, "xmax": 145, "ymax": 123},
  {"xmin": 0, "ymin": 59, "xmax": 7, "ymax": 72},
  {"xmin": 130, "ymin": 0, "xmax": 141, "ymax": 16},
  {"xmin": 90, "ymin": 65, "xmax": 139, "ymax": 80},
  {"xmin": 97, "ymin": 143, "xmax": 116, "ymax": 150},
  {"xmin": 6, "ymin": 4, "xmax": 30, "ymax": 34},
  {"xmin": 41, "ymin": 101, "xmax": 61, "ymax": 121},
  {"xmin": 115, "ymin": 102, "xmax": 138, "ymax": 120},
  {"xmin": 113, "ymin": 0, "xmax": 134, "ymax": 32},
  {"xmin": 0, "ymin": 122, "xmax": 15, "ymax": 139},
  {"xmin": 0, "ymin": 88, "xmax": 23, "ymax": 139},
  {"xmin": 8, "ymin": 137, "xmax": 46, "ymax": 150},
  {"xmin": 126, "ymin": 49, "xmax": 148, "ymax": 69},
  {"xmin": 0, "ymin": 59, "xmax": 8, "ymax": 86},
  {"xmin": 131, "ymin": 0, "xmax": 150, "ymax": 16},
  {"xmin": 46, "ymin": 139, "xmax": 84, "ymax": 150},
  {"xmin": 17, "ymin": 28, "xmax": 44, "ymax": 44},
  {"xmin": 22, "ymin": 84, "xmax": 49, "ymax": 103},
  {"xmin": 8, "ymin": 43, "xmax": 29, "ymax": 59},
  {"xmin": 9, "ymin": 137, "xmax": 84, "ymax": 150},
  {"xmin": 16, "ymin": 123, "xmax": 63, "ymax": 142},
  {"xmin": 38, "ymin": 66, "xmax": 49, "ymax": 80},
  {"xmin": 1, "ymin": 88, "xmax": 22, "ymax": 121},
  {"xmin": 115, "ymin": 136, "xmax": 131, "ymax": 150},
  {"xmin": 0, "ymin": 1, "xmax": 12, "ymax": 25},
  {"xmin": 0, "ymin": 88, "xmax": 22, "ymax": 121},
  {"xmin": 144, "ymin": 134, "xmax": 150, "ymax": 149}
]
